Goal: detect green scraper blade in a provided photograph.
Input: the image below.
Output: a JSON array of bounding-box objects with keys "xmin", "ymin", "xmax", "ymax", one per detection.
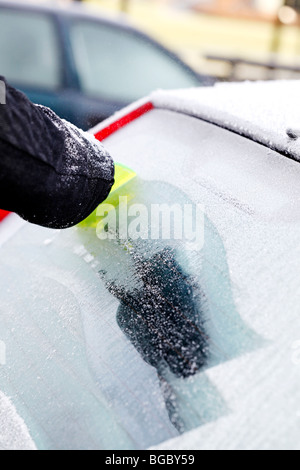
[{"xmin": 79, "ymin": 163, "xmax": 137, "ymax": 229}]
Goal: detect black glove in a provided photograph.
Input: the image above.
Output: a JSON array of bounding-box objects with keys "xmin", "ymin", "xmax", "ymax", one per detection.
[{"xmin": 0, "ymin": 77, "xmax": 114, "ymax": 229}]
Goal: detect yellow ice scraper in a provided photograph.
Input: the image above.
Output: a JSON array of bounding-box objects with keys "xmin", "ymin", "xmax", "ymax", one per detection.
[{"xmin": 79, "ymin": 163, "xmax": 137, "ymax": 229}]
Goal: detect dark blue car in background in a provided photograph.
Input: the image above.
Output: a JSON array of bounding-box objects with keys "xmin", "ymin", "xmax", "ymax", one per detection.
[{"xmin": 0, "ymin": 0, "xmax": 208, "ymax": 130}]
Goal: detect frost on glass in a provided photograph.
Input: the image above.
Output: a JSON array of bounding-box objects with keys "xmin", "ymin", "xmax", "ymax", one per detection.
[
  {"xmin": 0, "ymin": 109, "xmax": 272, "ymax": 450},
  {"xmin": 2, "ymin": 107, "xmax": 300, "ymax": 449},
  {"xmin": 75, "ymin": 177, "xmax": 260, "ymax": 438},
  {"xmin": 0, "ymin": 175, "xmax": 259, "ymax": 449},
  {"xmin": 0, "ymin": 390, "xmax": 36, "ymax": 450},
  {"xmin": 152, "ymin": 81, "xmax": 300, "ymax": 163}
]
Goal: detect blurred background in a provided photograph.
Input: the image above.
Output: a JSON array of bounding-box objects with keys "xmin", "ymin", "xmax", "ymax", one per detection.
[
  {"xmin": 77, "ymin": 0, "xmax": 300, "ymax": 81},
  {"xmin": 2, "ymin": 0, "xmax": 300, "ymax": 129}
]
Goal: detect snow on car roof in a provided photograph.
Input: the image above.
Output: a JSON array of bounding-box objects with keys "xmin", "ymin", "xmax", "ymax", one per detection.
[{"xmin": 151, "ymin": 81, "xmax": 300, "ymax": 162}]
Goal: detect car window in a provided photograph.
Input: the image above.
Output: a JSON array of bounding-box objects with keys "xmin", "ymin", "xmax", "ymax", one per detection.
[
  {"xmin": 0, "ymin": 9, "xmax": 60, "ymax": 90},
  {"xmin": 70, "ymin": 20, "xmax": 200, "ymax": 102}
]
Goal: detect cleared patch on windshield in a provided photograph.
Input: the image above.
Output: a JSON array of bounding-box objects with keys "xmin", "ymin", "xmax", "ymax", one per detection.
[
  {"xmin": 0, "ymin": 179, "xmax": 262, "ymax": 449},
  {"xmin": 75, "ymin": 179, "xmax": 262, "ymax": 442}
]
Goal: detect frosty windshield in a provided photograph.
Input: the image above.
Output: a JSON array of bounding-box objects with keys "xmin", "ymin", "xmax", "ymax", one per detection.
[{"xmin": 1, "ymin": 109, "xmax": 300, "ymax": 450}]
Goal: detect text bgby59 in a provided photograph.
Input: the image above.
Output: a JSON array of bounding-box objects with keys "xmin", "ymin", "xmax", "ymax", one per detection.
[{"xmin": 149, "ymin": 455, "xmax": 195, "ymax": 465}]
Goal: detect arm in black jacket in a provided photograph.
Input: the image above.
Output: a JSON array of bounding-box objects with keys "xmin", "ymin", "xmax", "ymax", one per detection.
[{"xmin": 0, "ymin": 77, "xmax": 115, "ymax": 229}]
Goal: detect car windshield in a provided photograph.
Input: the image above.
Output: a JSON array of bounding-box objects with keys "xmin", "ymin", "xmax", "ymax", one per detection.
[
  {"xmin": 1, "ymin": 109, "xmax": 300, "ymax": 450},
  {"xmin": 69, "ymin": 20, "xmax": 200, "ymax": 102}
]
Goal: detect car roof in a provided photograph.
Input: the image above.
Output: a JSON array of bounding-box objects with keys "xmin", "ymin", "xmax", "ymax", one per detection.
[
  {"xmin": 93, "ymin": 81, "xmax": 300, "ymax": 163},
  {"xmin": 150, "ymin": 81, "xmax": 300, "ymax": 163}
]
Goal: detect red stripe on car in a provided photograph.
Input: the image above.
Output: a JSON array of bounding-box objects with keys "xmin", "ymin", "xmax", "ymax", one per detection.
[
  {"xmin": 0, "ymin": 210, "xmax": 10, "ymax": 222},
  {"xmin": 94, "ymin": 102, "xmax": 154, "ymax": 141}
]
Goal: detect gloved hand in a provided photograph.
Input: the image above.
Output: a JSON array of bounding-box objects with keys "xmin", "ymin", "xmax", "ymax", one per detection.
[{"xmin": 0, "ymin": 77, "xmax": 114, "ymax": 229}]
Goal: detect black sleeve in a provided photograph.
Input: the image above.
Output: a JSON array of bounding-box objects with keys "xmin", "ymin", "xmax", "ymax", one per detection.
[{"xmin": 0, "ymin": 77, "xmax": 115, "ymax": 229}]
